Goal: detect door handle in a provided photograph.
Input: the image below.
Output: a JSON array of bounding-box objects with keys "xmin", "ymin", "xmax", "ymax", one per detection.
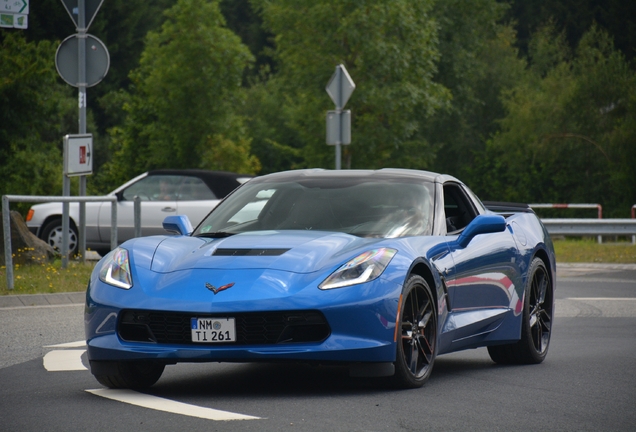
[{"xmin": 161, "ymin": 207, "xmax": 176, "ymax": 212}]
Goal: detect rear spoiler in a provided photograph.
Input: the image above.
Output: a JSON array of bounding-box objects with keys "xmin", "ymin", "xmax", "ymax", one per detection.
[{"xmin": 482, "ymin": 201, "xmax": 534, "ymax": 214}]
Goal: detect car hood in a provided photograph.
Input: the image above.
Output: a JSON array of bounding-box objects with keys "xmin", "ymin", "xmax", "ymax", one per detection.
[{"xmin": 147, "ymin": 231, "xmax": 382, "ymax": 275}]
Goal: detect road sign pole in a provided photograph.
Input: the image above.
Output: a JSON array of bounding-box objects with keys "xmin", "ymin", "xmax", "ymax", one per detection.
[
  {"xmin": 78, "ymin": 0, "xmax": 87, "ymax": 262},
  {"xmin": 58, "ymin": 0, "xmax": 106, "ymax": 263},
  {"xmin": 326, "ymin": 65, "xmax": 355, "ymax": 170}
]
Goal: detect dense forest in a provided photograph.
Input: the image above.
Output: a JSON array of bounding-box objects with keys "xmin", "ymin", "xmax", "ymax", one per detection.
[{"xmin": 1, "ymin": 0, "xmax": 635, "ymax": 217}]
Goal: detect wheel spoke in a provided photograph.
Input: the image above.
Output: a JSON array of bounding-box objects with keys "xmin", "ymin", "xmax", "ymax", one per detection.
[
  {"xmin": 415, "ymin": 334, "xmax": 433, "ymax": 364},
  {"xmin": 539, "ymin": 309, "xmax": 552, "ymax": 333}
]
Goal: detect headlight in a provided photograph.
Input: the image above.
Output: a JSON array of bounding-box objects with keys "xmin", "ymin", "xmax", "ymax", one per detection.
[
  {"xmin": 99, "ymin": 247, "xmax": 133, "ymax": 289},
  {"xmin": 319, "ymin": 248, "xmax": 397, "ymax": 290}
]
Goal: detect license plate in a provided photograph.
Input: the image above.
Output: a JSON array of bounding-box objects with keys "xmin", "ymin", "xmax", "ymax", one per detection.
[{"xmin": 191, "ymin": 317, "xmax": 236, "ymax": 343}]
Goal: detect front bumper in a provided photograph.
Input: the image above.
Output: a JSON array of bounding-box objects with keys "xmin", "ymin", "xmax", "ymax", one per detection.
[{"xmin": 85, "ymin": 275, "xmax": 402, "ymax": 365}]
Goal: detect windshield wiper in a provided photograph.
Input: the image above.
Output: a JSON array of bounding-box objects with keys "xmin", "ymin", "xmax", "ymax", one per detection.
[{"xmin": 195, "ymin": 231, "xmax": 237, "ymax": 238}]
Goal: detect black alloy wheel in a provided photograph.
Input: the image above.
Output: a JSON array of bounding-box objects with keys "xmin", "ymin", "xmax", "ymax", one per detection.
[
  {"xmin": 391, "ymin": 275, "xmax": 437, "ymax": 388},
  {"xmin": 488, "ymin": 258, "xmax": 554, "ymax": 364}
]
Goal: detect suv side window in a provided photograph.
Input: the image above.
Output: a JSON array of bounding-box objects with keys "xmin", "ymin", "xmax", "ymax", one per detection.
[{"xmin": 443, "ymin": 183, "xmax": 478, "ymax": 234}]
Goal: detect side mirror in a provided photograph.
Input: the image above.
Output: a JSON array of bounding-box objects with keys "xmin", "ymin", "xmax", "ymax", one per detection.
[
  {"xmin": 454, "ymin": 214, "xmax": 506, "ymax": 249},
  {"xmin": 163, "ymin": 215, "xmax": 193, "ymax": 236}
]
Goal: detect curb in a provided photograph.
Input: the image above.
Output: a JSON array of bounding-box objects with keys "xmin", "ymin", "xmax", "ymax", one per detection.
[{"xmin": 0, "ymin": 292, "xmax": 85, "ymax": 309}]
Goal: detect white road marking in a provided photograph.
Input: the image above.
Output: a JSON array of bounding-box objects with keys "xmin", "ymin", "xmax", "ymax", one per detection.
[
  {"xmin": 44, "ymin": 340, "xmax": 86, "ymax": 348},
  {"xmin": 566, "ymin": 298, "xmax": 636, "ymax": 301},
  {"xmin": 43, "ymin": 349, "xmax": 87, "ymax": 371},
  {"xmin": 86, "ymin": 388, "xmax": 261, "ymax": 421}
]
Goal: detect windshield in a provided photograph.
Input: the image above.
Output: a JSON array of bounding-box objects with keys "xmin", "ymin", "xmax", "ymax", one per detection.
[{"xmin": 193, "ymin": 176, "xmax": 435, "ymax": 238}]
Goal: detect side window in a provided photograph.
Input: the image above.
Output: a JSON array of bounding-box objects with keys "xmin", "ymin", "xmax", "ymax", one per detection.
[
  {"xmin": 176, "ymin": 176, "xmax": 216, "ymax": 200},
  {"xmin": 122, "ymin": 175, "xmax": 181, "ymax": 201},
  {"xmin": 443, "ymin": 183, "xmax": 478, "ymax": 234}
]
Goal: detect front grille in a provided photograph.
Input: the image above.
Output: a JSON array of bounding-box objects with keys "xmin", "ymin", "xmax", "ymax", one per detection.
[{"xmin": 118, "ymin": 309, "xmax": 330, "ymax": 345}]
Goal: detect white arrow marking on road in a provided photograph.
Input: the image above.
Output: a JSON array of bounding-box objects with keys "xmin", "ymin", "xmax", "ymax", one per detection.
[
  {"xmin": 43, "ymin": 349, "xmax": 87, "ymax": 371},
  {"xmin": 86, "ymin": 389, "xmax": 261, "ymax": 421},
  {"xmin": 44, "ymin": 340, "xmax": 86, "ymax": 348}
]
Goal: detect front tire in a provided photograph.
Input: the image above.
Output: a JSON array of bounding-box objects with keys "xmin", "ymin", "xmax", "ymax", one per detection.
[
  {"xmin": 40, "ymin": 219, "xmax": 78, "ymax": 257},
  {"xmin": 92, "ymin": 361, "xmax": 165, "ymax": 389},
  {"xmin": 488, "ymin": 258, "xmax": 554, "ymax": 364},
  {"xmin": 391, "ymin": 275, "xmax": 438, "ymax": 388}
]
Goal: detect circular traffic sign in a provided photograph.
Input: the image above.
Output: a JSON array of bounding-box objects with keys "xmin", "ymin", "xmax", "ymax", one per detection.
[{"xmin": 55, "ymin": 34, "xmax": 110, "ymax": 88}]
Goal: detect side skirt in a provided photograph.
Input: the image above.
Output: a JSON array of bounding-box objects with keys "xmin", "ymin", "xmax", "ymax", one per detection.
[{"xmin": 438, "ymin": 307, "xmax": 521, "ymax": 355}]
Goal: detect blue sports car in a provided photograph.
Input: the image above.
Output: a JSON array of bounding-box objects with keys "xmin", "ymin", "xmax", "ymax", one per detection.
[{"xmin": 85, "ymin": 169, "xmax": 556, "ymax": 389}]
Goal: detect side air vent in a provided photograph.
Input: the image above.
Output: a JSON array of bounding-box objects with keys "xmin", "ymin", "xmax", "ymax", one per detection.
[{"xmin": 213, "ymin": 248, "xmax": 290, "ymax": 256}]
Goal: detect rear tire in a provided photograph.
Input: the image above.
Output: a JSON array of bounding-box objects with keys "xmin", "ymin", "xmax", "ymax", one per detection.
[
  {"xmin": 92, "ymin": 361, "xmax": 165, "ymax": 389},
  {"xmin": 488, "ymin": 258, "xmax": 554, "ymax": 364},
  {"xmin": 40, "ymin": 218, "xmax": 78, "ymax": 257},
  {"xmin": 391, "ymin": 275, "xmax": 437, "ymax": 388}
]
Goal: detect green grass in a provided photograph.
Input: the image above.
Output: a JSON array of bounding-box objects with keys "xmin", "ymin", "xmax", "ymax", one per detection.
[
  {"xmin": 553, "ymin": 238, "xmax": 636, "ymax": 264},
  {"xmin": 1, "ymin": 249, "xmax": 95, "ymax": 295},
  {"xmin": 1, "ymin": 238, "xmax": 634, "ymax": 295}
]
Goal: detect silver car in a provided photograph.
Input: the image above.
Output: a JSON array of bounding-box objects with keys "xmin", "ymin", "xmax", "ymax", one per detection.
[{"xmin": 26, "ymin": 169, "xmax": 252, "ymax": 256}]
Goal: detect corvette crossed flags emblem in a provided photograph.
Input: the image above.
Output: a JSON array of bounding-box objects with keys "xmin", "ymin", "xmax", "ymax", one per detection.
[{"xmin": 205, "ymin": 282, "xmax": 235, "ymax": 294}]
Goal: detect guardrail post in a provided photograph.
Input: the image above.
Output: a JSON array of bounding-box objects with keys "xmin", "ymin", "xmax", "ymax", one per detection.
[
  {"xmin": 2, "ymin": 196, "xmax": 14, "ymax": 290},
  {"xmin": 134, "ymin": 196, "xmax": 141, "ymax": 238},
  {"xmin": 632, "ymin": 205, "xmax": 636, "ymax": 245},
  {"xmin": 110, "ymin": 199, "xmax": 118, "ymax": 251}
]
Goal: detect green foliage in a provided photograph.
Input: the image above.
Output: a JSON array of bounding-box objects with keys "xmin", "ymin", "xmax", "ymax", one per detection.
[
  {"xmin": 256, "ymin": 0, "xmax": 450, "ymax": 169},
  {"xmin": 425, "ymin": 0, "xmax": 526, "ymax": 179},
  {"xmin": 508, "ymin": 0, "xmax": 636, "ymax": 63},
  {"xmin": 0, "ymin": 32, "xmax": 77, "ymax": 210},
  {"xmin": 471, "ymin": 24, "xmax": 636, "ymax": 217},
  {"xmin": 101, "ymin": 0, "xmax": 259, "ymax": 188},
  {"xmin": 3, "ymin": 0, "xmax": 634, "ymax": 220}
]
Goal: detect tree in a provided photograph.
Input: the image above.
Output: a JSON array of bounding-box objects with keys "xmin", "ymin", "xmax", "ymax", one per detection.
[
  {"xmin": 101, "ymin": 0, "xmax": 260, "ymax": 188},
  {"xmin": 0, "ymin": 32, "xmax": 78, "ymax": 208},
  {"xmin": 472, "ymin": 25, "xmax": 636, "ymax": 217},
  {"xmin": 424, "ymin": 0, "xmax": 526, "ymax": 179},
  {"xmin": 255, "ymin": 0, "xmax": 450, "ymax": 170},
  {"xmin": 508, "ymin": 0, "xmax": 636, "ymax": 63}
]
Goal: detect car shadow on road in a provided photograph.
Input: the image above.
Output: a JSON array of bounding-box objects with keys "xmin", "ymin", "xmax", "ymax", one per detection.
[{"xmin": 145, "ymin": 350, "xmax": 503, "ymax": 399}]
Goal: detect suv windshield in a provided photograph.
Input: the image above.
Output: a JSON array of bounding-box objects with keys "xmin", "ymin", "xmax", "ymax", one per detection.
[{"xmin": 194, "ymin": 176, "xmax": 434, "ymax": 238}]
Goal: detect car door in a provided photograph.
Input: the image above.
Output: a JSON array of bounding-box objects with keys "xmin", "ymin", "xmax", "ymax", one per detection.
[
  {"xmin": 442, "ymin": 182, "xmax": 522, "ymax": 311},
  {"xmin": 174, "ymin": 175, "xmax": 221, "ymax": 227},
  {"xmin": 98, "ymin": 175, "xmax": 179, "ymax": 243}
]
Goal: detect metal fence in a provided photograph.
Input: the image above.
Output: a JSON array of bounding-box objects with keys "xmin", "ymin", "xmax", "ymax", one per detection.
[
  {"xmin": 541, "ymin": 218, "xmax": 636, "ymax": 244},
  {"xmin": 3, "ymin": 197, "xmax": 635, "ymax": 290},
  {"xmin": 531, "ymin": 203, "xmax": 636, "ymax": 244}
]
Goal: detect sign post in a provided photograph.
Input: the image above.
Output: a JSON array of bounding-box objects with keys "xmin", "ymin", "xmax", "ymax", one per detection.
[
  {"xmin": 56, "ymin": 0, "xmax": 107, "ymax": 265},
  {"xmin": 326, "ymin": 64, "xmax": 355, "ymax": 170}
]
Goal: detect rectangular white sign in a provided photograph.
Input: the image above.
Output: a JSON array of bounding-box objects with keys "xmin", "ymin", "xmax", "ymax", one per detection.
[
  {"xmin": 64, "ymin": 134, "xmax": 93, "ymax": 176},
  {"xmin": 1, "ymin": 0, "xmax": 29, "ymax": 14}
]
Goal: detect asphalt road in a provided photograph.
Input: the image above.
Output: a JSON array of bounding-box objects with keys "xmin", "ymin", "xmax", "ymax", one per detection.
[{"xmin": 1, "ymin": 264, "xmax": 635, "ymax": 431}]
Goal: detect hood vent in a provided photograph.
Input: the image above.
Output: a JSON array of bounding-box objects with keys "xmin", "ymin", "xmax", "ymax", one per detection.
[{"xmin": 213, "ymin": 248, "xmax": 290, "ymax": 257}]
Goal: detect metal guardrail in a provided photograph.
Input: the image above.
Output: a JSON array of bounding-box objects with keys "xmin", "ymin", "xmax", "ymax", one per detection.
[{"xmin": 541, "ymin": 218, "xmax": 636, "ymax": 244}]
